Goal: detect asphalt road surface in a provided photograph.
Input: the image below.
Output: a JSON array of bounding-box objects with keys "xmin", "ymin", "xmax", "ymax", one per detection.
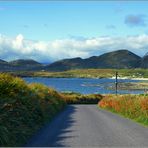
[{"xmin": 26, "ymin": 105, "xmax": 148, "ymax": 147}]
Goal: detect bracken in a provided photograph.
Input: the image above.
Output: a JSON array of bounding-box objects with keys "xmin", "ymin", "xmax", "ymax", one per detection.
[{"xmin": 98, "ymin": 94, "xmax": 148, "ymax": 125}]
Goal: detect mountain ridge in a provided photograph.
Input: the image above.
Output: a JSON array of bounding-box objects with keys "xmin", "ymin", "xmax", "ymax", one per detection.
[
  {"xmin": 0, "ymin": 49, "xmax": 147, "ymax": 71},
  {"xmin": 45, "ymin": 49, "xmax": 143, "ymax": 71},
  {"xmin": 141, "ymin": 53, "xmax": 148, "ymax": 68}
]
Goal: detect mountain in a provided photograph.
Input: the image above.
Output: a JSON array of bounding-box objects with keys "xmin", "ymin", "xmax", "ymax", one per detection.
[
  {"xmin": 45, "ymin": 50, "xmax": 142, "ymax": 71},
  {"xmin": 0, "ymin": 50, "xmax": 147, "ymax": 72},
  {"xmin": 86, "ymin": 49, "xmax": 141, "ymax": 69},
  {"xmin": 141, "ymin": 53, "xmax": 148, "ymax": 68},
  {"xmin": 9, "ymin": 59, "xmax": 43, "ymax": 71},
  {"xmin": 45, "ymin": 57, "xmax": 84, "ymax": 71},
  {"xmin": 0, "ymin": 59, "xmax": 11, "ymax": 71},
  {"xmin": 9, "ymin": 59, "xmax": 41, "ymax": 67},
  {"xmin": 0, "ymin": 59, "xmax": 8, "ymax": 64},
  {"xmin": 0, "ymin": 59, "xmax": 43, "ymax": 71}
]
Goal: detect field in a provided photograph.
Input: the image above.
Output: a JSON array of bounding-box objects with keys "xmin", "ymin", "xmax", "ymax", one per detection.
[
  {"xmin": 8, "ymin": 68, "xmax": 148, "ymax": 78},
  {"xmin": 99, "ymin": 94, "xmax": 148, "ymax": 126}
]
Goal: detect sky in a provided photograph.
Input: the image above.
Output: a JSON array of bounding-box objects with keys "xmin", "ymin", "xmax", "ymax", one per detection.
[{"xmin": 0, "ymin": 1, "xmax": 148, "ymax": 63}]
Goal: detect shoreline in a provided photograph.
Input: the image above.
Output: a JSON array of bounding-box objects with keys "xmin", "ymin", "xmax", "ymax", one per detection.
[
  {"xmin": 110, "ymin": 77, "xmax": 148, "ymax": 81},
  {"xmin": 19, "ymin": 75, "xmax": 148, "ymax": 80},
  {"xmin": 22, "ymin": 76, "xmax": 148, "ymax": 80}
]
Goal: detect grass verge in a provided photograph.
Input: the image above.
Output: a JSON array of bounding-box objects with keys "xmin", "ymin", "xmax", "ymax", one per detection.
[
  {"xmin": 0, "ymin": 73, "xmax": 66, "ymax": 146},
  {"xmin": 61, "ymin": 92, "xmax": 103, "ymax": 104},
  {"xmin": 98, "ymin": 94, "xmax": 148, "ymax": 126}
]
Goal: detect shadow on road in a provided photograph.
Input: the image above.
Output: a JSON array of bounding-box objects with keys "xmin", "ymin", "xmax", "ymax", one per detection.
[
  {"xmin": 50, "ymin": 105, "xmax": 78, "ymax": 147},
  {"xmin": 26, "ymin": 105, "xmax": 77, "ymax": 147}
]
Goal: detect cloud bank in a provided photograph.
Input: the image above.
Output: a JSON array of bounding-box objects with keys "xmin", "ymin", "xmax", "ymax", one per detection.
[{"xmin": 0, "ymin": 34, "xmax": 148, "ymax": 63}]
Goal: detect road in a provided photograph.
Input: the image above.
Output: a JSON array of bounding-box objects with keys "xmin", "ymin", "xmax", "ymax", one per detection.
[{"xmin": 26, "ymin": 105, "xmax": 148, "ymax": 147}]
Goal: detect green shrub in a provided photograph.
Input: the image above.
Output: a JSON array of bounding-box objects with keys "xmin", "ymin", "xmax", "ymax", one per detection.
[
  {"xmin": 0, "ymin": 73, "xmax": 66, "ymax": 146},
  {"xmin": 62, "ymin": 92, "xmax": 102, "ymax": 104}
]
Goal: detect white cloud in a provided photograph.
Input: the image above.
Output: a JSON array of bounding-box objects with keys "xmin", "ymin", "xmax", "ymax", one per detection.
[
  {"xmin": 0, "ymin": 34, "xmax": 148, "ymax": 63},
  {"xmin": 12, "ymin": 34, "xmax": 24, "ymax": 49}
]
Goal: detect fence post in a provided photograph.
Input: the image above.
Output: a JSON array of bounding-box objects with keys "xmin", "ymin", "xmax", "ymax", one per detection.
[{"xmin": 115, "ymin": 71, "xmax": 118, "ymax": 95}]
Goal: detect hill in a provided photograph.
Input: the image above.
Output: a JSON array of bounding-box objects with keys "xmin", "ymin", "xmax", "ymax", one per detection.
[
  {"xmin": 9, "ymin": 59, "xmax": 43, "ymax": 71},
  {"xmin": 0, "ymin": 59, "xmax": 43, "ymax": 71},
  {"xmin": 86, "ymin": 49, "xmax": 141, "ymax": 69},
  {"xmin": 0, "ymin": 59, "xmax": 12, "ymax": 71},
  {"xmin": 0, "ymin": 59, "xmax": 8, "ymax": 64},
  {"xmin": 45, "ymin": 57, "xmax": 84, "ymax": 71},
  {"xmin": 45, "ymin": 50, "xmax": 142, "ymax": 71},
  {"xmin": 0, "ymin": 50, "xmax": 147, "ymax": 72},
  {"xmin": 9, "ymin": 59, "xmax": 42, "ymax": 66},
  {"xmin": 141, "ymin": 53, "xmax": 148, "ymax": 68}
]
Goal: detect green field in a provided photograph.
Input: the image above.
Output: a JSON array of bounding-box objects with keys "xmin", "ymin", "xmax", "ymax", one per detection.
[{"xmin": 8, "ymin": 68, "xmax": 148, "ymax": 78}]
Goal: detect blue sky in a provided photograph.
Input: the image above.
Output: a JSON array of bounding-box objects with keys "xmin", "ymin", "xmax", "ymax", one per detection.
[
  {"xmin": 0, "ymin": 1, "xmax": 148, "ymax": 40},
  {"xmin": 0, "ymin": 1, "xmax": 148, "ymax": 62}
]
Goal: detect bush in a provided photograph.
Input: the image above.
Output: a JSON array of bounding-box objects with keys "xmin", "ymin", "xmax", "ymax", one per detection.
[
  {"xmin": 0, "ymin": 73, "xmax": 66, "ymax": 146},
  {"xmin": 98, "ymin": 94, "xmax": 148, "ymax": 125},
  {"xmin": 62, "ymin": 92, "xmax": 103, "ymax": 104}
]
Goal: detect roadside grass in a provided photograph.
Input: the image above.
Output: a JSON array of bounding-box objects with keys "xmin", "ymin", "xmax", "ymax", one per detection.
[
  {"xmin": 0, "ymin": 73, "xmax": 66, "ymax": 146},
  {"xmin": 98, "ymin": 94, "xmax": 148, "ymax": 126},
  {"xmin": 61, "ymin": 92, "xmax": 103, "ymax": 104}
]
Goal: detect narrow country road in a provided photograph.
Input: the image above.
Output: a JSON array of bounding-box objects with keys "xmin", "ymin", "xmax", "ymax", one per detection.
[{"xmin": 26, "ymin": 105, "xmax": 148, "ymax": 147}]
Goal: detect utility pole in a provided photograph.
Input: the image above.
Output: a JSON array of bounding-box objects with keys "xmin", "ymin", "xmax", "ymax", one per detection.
[{"xmin": 115, "ymin": 71, "xmax": 118, "ymax": 95}]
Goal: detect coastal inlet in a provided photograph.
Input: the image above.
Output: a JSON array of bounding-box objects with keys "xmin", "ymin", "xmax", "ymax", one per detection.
[{"xmin": 23, "ymin": 77, "xmax": 147, "ymax": 94}]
